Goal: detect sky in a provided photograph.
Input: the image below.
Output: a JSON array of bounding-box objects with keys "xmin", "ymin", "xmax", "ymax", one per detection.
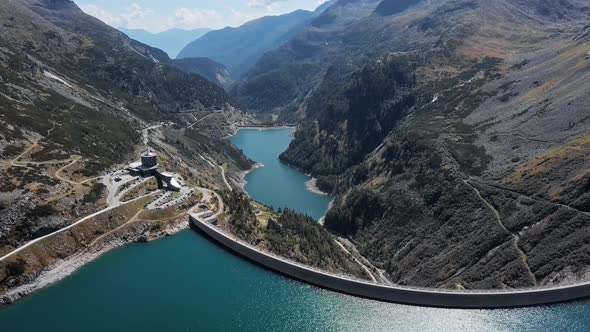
[{"xmin": 75, "ymin": 0, "xmax": 327, "ymax": 33}]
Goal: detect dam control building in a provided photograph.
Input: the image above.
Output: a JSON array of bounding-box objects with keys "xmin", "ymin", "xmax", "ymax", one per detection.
[{"xmin": 128, "ymin": 151, "xmax": 181, "ymax": 192}]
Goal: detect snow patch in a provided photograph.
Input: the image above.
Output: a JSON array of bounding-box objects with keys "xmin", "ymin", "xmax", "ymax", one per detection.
[{"xmin": 44, "ymin": 71, "xmax": 72, "ymax": 88}]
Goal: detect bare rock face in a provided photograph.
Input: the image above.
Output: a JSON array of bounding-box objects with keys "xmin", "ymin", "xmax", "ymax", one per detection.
[
  {"xmin": 509, "ymin": 0, "xmax": 577, "ymax": 20},
  {"xmin": 29, "ymin": 0, "xmax": 77, "ymax": 9},
  {"xmin": 236, "ymin": 0, "xmax": 590, "ymax": 289},
  {"xmin": 173, "ymin": 57, "xmax": 234, "ymax": 88}
]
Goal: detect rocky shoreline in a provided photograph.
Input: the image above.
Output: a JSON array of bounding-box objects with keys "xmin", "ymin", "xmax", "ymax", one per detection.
[
  {"xmin": 0, "ymin": 217, "xmax": 189, "ymax": 307},
  {"xmin": 238, "ymin": 162, "xmax": 264, "ymax": 190},
  {"xmin": 305, "ymin": 178, "xmax": 329, "ymax": 196}
]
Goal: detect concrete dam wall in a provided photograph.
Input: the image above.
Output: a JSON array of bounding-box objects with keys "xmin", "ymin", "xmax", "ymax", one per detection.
[{"xmin": 190, "ymin": 215, "xmax": 590, "ymax": 309}]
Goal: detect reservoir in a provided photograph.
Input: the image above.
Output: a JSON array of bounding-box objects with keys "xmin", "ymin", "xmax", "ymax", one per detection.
[
  {"xmin": 1, "ymin": 128, "xmax": 589, "ymax": 331},
  {"xmin": 231, "ymin": 128, "xmax": 332, "ymax": 220}
]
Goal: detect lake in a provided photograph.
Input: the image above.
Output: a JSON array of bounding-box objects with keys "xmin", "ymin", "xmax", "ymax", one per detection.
[{"xmin": 0, "ymin": 127, "xmax": 588, "ymax": 331}]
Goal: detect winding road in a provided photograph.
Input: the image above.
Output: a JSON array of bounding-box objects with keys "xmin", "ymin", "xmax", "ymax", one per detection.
[
  {"xmin": 187, "ymin": 112, "xmax": 219, "ymax": 129},
  {"xmin": 335, "ymin": 239, "xmax": 377, "ymax": 283},
  {"xmin": 142, "ymin": 124, "xmax": 163, "ymax": 145},
  {"xmin": 0, "ymin": 192, "xmax": 160, "ymax": 263}
]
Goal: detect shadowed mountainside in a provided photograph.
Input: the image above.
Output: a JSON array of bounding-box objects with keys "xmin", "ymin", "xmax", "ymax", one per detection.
[
  {"xmin": 177, "ymin": 2, "xmax": 335, "ymax": 78},
  {"xmin": 173, "ymin": 57, "xmax": 234, "ymax": 88},
  {"xmin": 240, "ymin": 0, "xmax": 590, "ymax": 290},
  {"xmin": 0, "ymin": 0, "xmax": 227, "ymax": 169}
]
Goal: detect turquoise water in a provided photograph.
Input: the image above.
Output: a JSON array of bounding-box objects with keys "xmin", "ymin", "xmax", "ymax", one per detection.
[
  {"xmin": 230, "ymin": 128, "xmax": 332, "ymax": 220},
  {"xmin": 1, "ymin": 128, "xmax": 589, "ymax": 331}
]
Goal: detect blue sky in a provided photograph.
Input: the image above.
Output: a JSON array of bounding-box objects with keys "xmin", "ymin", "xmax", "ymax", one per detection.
[{"xmin": 75, "ymin": 0, "xmax": 327, "ymax": 32}]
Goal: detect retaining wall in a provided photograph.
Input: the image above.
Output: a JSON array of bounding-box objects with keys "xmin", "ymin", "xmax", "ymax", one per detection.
[{"xmin": 190, "ymin": 215, "xmax": 590, "ymax": 309}]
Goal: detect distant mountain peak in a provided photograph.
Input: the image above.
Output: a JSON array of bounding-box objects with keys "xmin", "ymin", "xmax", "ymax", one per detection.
[
  {"xmin": 315, "ymin": 0, "xmax": 337, "ymax": 13},
  {"xmin": 118, "ymin": 27, "xmax": 211, "ymax": 59},
  {"xmin": 177, "ymin": 7, "xmax": 326, "ymax": 78}
]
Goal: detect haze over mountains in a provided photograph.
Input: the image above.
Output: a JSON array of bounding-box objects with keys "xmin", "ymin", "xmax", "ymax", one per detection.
[
  {"xmin": 118, "ymin": 28, "xmax": 210, "ymax": 59},
  {"xmin": 177, "ymin": 1, "xmax": 335, "ymax": 78}
]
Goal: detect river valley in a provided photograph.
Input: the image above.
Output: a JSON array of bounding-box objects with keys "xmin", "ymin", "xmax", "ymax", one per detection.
[{"xmin": 1, "ymin": 128, "xmax": 590, "ymax": 331}]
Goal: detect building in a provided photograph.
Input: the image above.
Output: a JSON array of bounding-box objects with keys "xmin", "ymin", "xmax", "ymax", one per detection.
[
  {"xmin": 128, "ymin": 150, "xmax": 160, "ymax": 176},
  {"xmin": 158, "ymin": 171, "xmax": 182, "ymax": 192},
  {"xmin": 127, "ymin": 151, "xmax": 182, "ymax": 192}
]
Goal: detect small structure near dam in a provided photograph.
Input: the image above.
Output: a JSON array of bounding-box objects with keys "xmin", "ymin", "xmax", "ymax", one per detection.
[{"xmin": 128, "ymin": 150, "xmax": 182, "ymax": 192}]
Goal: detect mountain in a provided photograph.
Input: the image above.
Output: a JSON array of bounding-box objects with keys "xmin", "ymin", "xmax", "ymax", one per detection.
[
  {"xmin": 238, "ymin": 0, "xmax": 590, "ymax": 289},
  {"xmin": 177, "ymin": 1, "xmax": 336, "ymax": 78},
  {"xmin": 0, "ymin": 0, "xmax": 259, "ymax": 295},
  {"xmin": 232, "ymin": 0, "xmax": 384, "ymax": 114},
  {"xmin": 173, "ymin": 57, "xmax": 234, "ymax": 88},
  {"xmin": 118, "ymin": 27, "xmax": 210, "ymax": 59},
  {"xmin": 0, "ymin": 0, "xmax": 226, "ymax": 173}
]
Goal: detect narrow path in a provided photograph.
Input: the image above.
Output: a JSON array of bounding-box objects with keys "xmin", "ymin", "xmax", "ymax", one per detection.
[
  {"xmin": 472, "ymin": 178, "xmax": 590, "ymax": 218},
  {"xmin": 10, "ymin": 143, "xmax": 38, "ymax": 169},
  {"xmin": 84, "ymin": 209, "xmax": 144, "ymax": 250},
  {"xmin": 462, "ymin": 179, "xmax": 537, "ymax": 286},
  {"xmin": 0, "ymin": 206, "xmax": 113, "ymax": 262},
  {"xmin": 201, "ymin": 155, "xmax": 232, "ymax": 191},
  {"xmin": 187, "ymin": 112, "xmax": 218, "ymax": 129},
  {"xmin": 219, "ymin": 164, "xmax": 232, "ymax": 191},
  {"xmin": 53, "ymin": 158, "xmax": 81, "ymax": 185},
  {"xmin": 442, "ymin": 143, "xmax": 537, "ymax": 284},
  {"xmin": 53, "ymin": 158, "xmax": 101, "ymax": 185},
  {"xmin": 191, "ymin": 187, "xmax": 225, "ymax": 220},
  {"xmin": 335, "ymin": 239, "xmax": 377, "ymax": 283},
  {"xmin": 142, "ymin": 124, "xmax": 162, "ymax": 145},
  {"xmin": 11, "ymin": 144, "xmax": 99, "ymax": 185},
  {"xmin": 492, "ymin": 133, "xmax": 585, "ymax": 152},
  {"xmin": 491, "ymin": 133, "xmax": 555, "ymax": 145},
  {"xmin": 0, "ymin": 192, "xmax": 158, "ymax": 262}
]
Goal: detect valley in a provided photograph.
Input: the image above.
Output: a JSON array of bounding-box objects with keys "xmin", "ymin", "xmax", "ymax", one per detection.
[
  {"xmin": 2, "ymin": 0, "xmax": 590, "ymax": 328},
  {"xmin": 237, "ymin": 0, "xmax": 590, "ymax": 290}
]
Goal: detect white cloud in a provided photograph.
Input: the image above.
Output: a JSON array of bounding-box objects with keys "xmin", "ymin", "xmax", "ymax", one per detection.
[
  {"xmin": 171, "ymin": 6, "xmax": 261, "ymax": 30},
  {"xmin": 247, "ymin": 0, "xmax": 288, "ymax": 10},
  {"xmin": 82, "ymin": 3, "xmax": 173, "ymax": 32},
  {"xmin": 121, "ymin": 3, "xmax": 153, "ymax": 23},
  {"xmin": 82, "ymin": 4, "xmax": 122, "ymax": 27}
]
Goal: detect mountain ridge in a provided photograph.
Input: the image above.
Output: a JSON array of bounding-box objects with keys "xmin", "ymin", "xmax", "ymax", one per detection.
[
  {"xmin": 243, "ymin": 0, "xmax": 590, "ymax": 289},
  {"xmin": 177, "ymin": 2, "xmax": 336, "ymax": 78},
  {"xmin": 118, "ymin": 27, "xmax": 211, "ymax": 59}
]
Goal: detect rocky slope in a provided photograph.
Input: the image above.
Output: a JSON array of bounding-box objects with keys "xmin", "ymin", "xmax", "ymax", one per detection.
[
  {"xmin": 0, "ymin": 0, "xmax": 249, "ymax": 266},
  {"xmin": 242, "ymin": 0, "xmax": 590, "ymax": 289},
  {"xmin": 0, "ymin": 0, "xmax": 228, "ymax": 169},
  {"xmin": 173, "ymin": 57, "xmax": 234, "ymax": 88},
  {"xmin": 231, "ymin": 0, "xmax": 383, "ymax": 115},
  {"xmin": 1, "ymin": 0, "xmax": 370, "ymax": 304}
]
